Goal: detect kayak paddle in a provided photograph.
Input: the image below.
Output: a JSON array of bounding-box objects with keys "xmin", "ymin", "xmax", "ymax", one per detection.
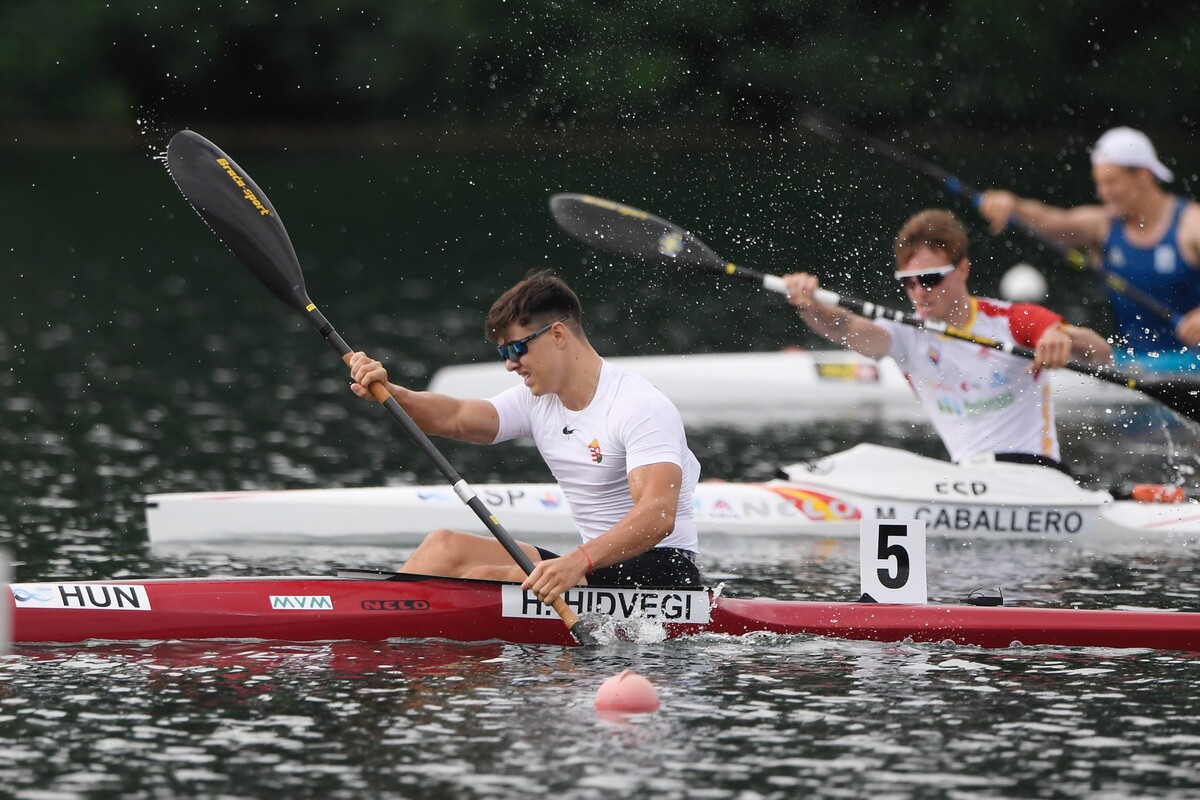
[
  {"xmin": 164, "ymin": 130, "xmax": 599, "ymax": 646},
  {"xmin": 548, "ymin": 192, "xmax": 1200, "ymax": 425},
  {"xmin": 798, "ymin": 110, "xmax": 1185, "ymax": 335}
]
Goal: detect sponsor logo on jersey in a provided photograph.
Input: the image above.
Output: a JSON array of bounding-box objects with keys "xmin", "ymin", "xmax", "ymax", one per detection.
[{"xmin": 1155, "ymin": 244, "xmax": 1177, "ymax": 274}]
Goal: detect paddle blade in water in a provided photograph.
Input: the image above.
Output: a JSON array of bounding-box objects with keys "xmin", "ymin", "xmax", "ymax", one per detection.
[
  {"xmin": 166, "ymin": 130, "xmax": 312, "ymax": 314},
  {"xmin": 570, "ymin": 614, "xmax": 602, "ymax": 647},
  {"xmin": 549, "ymin": 193, "xmax": 727, "ymax": 273}
]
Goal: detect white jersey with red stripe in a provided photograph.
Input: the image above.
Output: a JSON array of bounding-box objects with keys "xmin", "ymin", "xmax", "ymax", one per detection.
[
  {"xmin": 878, "ymin": 296, "xmax": 1064, "ymax": 463},
  {"xmin": 487, "ymin": 360, "xmax": 701, "ymax": 552}
]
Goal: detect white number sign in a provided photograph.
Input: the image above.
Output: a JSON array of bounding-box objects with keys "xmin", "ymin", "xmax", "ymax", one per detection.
[{"xmin": 860, "ymin": 519, "xmax": 927, "ymax": 604}]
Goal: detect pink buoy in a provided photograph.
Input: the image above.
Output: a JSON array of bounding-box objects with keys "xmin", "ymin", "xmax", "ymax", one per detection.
[{"xmin": 594, "ymin": 669, "xmax": 660, "ymax": 713}]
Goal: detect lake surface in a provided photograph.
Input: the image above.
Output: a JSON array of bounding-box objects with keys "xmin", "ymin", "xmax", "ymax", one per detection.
[{"xmin": 2, "ymin": 140, "xmax": 1199, "ymax": 798}]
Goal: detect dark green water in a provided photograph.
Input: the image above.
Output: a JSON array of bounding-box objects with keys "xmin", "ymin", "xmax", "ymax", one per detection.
[{"xmin": 2, "ymin": 142, "xmax": 1199, "ymax": 798}]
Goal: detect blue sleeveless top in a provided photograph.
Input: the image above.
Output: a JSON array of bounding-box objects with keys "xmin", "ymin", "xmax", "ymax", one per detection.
[{"xmin": 1103, "ymin": 197, "xmax": 1200, "ymax": 352}]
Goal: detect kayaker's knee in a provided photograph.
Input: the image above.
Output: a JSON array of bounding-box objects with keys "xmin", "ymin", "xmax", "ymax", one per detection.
[
  {"xmin": 421, "ymin": 528, "xmax": 466, "ymax": 554},
  {"xmin": 413, "ymin": 528, "xmax": 481, "ymax": 570}
]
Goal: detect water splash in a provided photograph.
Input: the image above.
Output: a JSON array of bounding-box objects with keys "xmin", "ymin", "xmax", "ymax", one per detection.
[
  {"xmin": 135, "ymin": 107, "xmax": 173, "ymax": 167},
  {"xmin": 582, "ymin": 613, "xmax": 668, "ymax": 645}
]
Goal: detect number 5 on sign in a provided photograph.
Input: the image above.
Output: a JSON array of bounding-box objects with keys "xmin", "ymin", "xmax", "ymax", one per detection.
[{"xmin": 860, "ymin": 519, "xmax": 927, "ymax": 604}]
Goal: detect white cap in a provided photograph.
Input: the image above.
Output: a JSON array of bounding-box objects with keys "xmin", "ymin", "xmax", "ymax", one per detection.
[{"xmin": 1090, "ymin": 126, "xmax": 1173, "ymax": 182}]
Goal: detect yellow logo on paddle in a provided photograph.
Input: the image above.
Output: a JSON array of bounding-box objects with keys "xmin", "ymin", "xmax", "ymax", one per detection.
[{"xmin": 215, "ymin": 158, "xmax": 272, "ymax": 217}]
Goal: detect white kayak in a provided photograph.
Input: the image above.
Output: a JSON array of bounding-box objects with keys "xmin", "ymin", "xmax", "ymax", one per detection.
[
  {"xmin": 145, "ymin": 444, "xmax": 1200, "ymax": 545},
  {"xmin": 427, "ymin": 350, "xmax": 1151, "ymax": 424}
]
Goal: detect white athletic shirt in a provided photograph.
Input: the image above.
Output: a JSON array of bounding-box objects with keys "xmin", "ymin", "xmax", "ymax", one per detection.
[
  {"xmin": 488, "ymin": 360, "xmax": 701, "ymax": 553},
  {"xmin": 879, "ymin": 297, "xmax": 1064, "ymax": 463}
]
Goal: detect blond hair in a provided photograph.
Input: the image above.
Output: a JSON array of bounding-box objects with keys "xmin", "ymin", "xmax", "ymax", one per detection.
[{"xmin": 894, "ymin": 209, "xmax": 969, "ymax": 269}]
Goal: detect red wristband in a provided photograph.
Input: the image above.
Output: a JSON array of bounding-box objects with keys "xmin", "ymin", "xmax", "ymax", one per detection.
[{"xmin": 577, "ymin": 545, "xmax": 594, "ymax": 574}]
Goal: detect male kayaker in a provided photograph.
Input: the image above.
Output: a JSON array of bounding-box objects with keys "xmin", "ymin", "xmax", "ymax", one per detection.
[
  {"xmin": 783, "ymin": 209, "xmax": 1112, "ymax": 468},
  {"xmin": 347, "ymin": 271, "xmax": 702, "ymax": 604},
  {"xmin": 978, "ymin": 127, "xmax": 1200, "ymax": 355}
]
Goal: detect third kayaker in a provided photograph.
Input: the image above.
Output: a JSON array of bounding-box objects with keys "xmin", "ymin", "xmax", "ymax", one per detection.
[{"xmin": 978, "ymin": 127, "xmax": 1200, "ymax": 357}]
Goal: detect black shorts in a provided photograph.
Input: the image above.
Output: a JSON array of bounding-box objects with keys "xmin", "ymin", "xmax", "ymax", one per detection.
[{"xmin": 534, "ymin": 546, "xmax": 702, "ymax": 590}]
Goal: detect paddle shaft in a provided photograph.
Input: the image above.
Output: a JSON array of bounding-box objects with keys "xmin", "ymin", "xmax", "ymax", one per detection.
[{"xmin": 799, "ymin": 113, "xmax": 1183, "ymax": 330}]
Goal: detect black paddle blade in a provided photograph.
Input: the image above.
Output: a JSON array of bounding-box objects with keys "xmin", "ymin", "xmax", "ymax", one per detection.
[
  {"xmin": 570, "ymin": 614, "xmax": 602, "ymax": 646},
  {"xmin": 1137, "ymin": 376, "xmax": 1200, "ymax": 425},
  {"xmin": 549, "ymin": 193, "xmax": 728, "ymax": 273},
  {"xmin": 166, "ymin": 130, "xmax": 312, "ymax": 314}
]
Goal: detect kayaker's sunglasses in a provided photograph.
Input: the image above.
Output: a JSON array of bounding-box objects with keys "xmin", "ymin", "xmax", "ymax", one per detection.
[
  {"xmin": 496, "ymin": 316, "xmax": 569, "ymax": 362},
  {"xmin": 896, "ymin": 264, "xmax": 956, "ymax": 291}
]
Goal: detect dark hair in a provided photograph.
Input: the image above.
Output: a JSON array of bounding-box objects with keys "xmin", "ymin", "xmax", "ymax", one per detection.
[
  {"xmin": 894, "ymin": 209, "xmax": 969, "ymax": 269},
  {"xmin": 484, "ymin": 270, "xmax": 583, "ymax": 341}
]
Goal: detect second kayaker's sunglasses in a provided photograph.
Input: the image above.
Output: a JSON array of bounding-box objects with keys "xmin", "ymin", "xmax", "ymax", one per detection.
[
  {"xmin": 895, "ymin": 263, "xmax": 956, "ymax": 291},
  {"xmin": 495, "ymin": 315, "xmax": 569, "ymax": 361}
]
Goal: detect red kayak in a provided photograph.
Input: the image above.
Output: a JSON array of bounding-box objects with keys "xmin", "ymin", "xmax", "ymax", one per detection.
[{"xmin": 9, "ymin": 570, "xmax": 1200, "ymax": 652}]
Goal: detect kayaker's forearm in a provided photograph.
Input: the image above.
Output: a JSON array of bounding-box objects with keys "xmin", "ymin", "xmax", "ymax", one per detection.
[
  {"xmin": 1064, "ymin": 325, "xmax": 1114, "ymax": 366},
  {"xmin": 800, "ymin": 305, "xmax": 855, "ymax": 344},
  {"xmin": 383, "ymin": 384, "xmax": 447, "ymax": 430},
  {"xmin": 583, "ymin": 500, "xmax": 676, "ymax": 570},
  {"xmin": 1009, "ymin": 198, "xmax": 1105, "ymax": 250},
  {"xmin": 799, "ymin": 306, "xmax": 891, "ymax": 360},
  {"xmin": 347, "ymin": 350, "xmax": 497, "ymax": 441},
  {"xmin": 1009, "ymin": 197, "xmax": 1056, "ymax": 228}
]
